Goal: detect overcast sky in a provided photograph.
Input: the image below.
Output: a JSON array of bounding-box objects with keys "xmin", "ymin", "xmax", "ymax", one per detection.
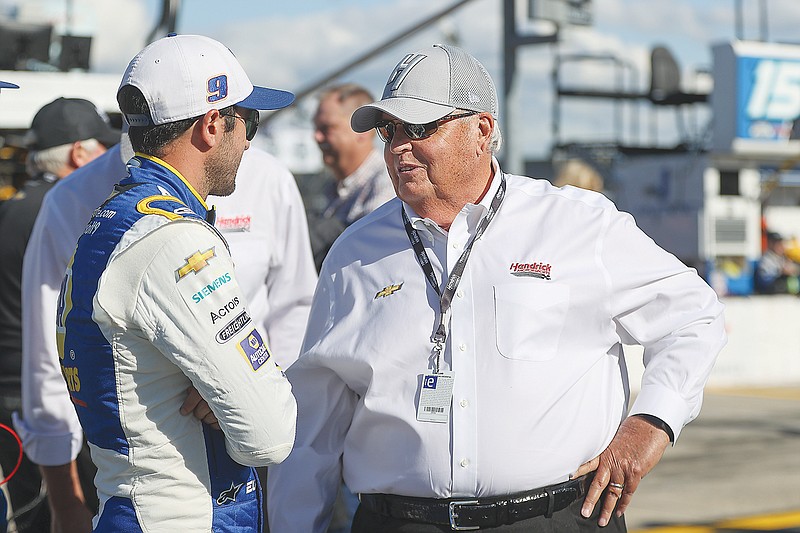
[{"xmin": 5, "ymin": 0, "xmax": 800, "ymax": 163}]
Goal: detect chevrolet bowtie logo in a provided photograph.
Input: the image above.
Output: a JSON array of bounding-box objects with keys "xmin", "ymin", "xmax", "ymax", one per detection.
[
  {"xmin": 175, "ymin": 248, "xmax": 216, "ymax": 282},
  {"xmin": 375, "ymin": 282, "xmax": 403, "ymax": 299}
]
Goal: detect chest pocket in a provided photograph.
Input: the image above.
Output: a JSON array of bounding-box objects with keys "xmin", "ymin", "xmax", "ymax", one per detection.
[{"xmin": 493, "ymin": 282, "xmax": 570, "ymax": 361}]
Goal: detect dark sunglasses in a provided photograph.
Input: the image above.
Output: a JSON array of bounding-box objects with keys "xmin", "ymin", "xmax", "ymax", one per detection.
[
  {"xmin": 222, "ymin": 108, "xmax": 260, "ymax": 141},
  {"xmin": 375, "ymin": 111, "xmax": 477, "ymax": 143}
]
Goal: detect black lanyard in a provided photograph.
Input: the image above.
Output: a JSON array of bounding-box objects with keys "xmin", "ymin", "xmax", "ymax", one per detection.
[{"xmin": 402, "ymin": 173, "xmax": 506, "ymax": 372}]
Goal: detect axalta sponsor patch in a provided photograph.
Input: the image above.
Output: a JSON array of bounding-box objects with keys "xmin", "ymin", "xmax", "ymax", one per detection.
[
  {"xmin": 237, "ymin": 330, "xmax": 271, "ymax": 371},
  {"xmin": 216, "ymin": 311, "xmax": 252, "ymax": 344},
  {"xmin": 175, "ymin": 248, "xmax": 216, "ymax": 282},
  {"xmin": 509, "ymin": 262, "xmax": 552, "ymax": 280}
]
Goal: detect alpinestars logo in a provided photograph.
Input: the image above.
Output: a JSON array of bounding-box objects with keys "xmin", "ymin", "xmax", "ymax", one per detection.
[
  {"xmin": 216, "ymin": 482, "xmax": 244, "ymax": 505},
  {"xmin": 509, "ymin": 262, "xmax": 552, "ymax": 280}
]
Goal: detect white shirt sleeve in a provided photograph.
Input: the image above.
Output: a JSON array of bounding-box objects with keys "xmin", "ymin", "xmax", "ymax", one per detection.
[
  {"xmin": 15, "ymin": 193, "xmax": 84, "ymax": 466},
  {"xmin": 267, "ymin": 274, "xmax": 356, "ymax": 533},
  {"xmin": 602, "ymin": 209, "xmax": 727, "ymax": 439},
  {"xmin": 261, "ymin": 163, "xmax": 317, "ymax": 368}
]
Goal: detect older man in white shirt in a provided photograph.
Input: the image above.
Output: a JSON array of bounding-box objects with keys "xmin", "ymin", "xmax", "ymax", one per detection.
[{"xmin": 267, "ymin": 44, "xmax": 726, "ymax": 532}]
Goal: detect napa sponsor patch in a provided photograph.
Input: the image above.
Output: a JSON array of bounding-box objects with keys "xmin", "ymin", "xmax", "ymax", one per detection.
[
  {"xmin": 216, "ymin": 310, "xmax": 251, "ymax": 344},
  {"xmin": 237, "ymin": 330, "xmax": 271, "ymax": 371}
]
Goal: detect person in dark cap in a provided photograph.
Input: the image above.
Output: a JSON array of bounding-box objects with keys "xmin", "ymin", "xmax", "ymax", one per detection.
[
  {"xmin": 0, "ymin": 96, "xmax": 117, "ymax": 532},
  {"xmin": 30, "ymin": 97, "xmax": 118, "ymax": 148}
]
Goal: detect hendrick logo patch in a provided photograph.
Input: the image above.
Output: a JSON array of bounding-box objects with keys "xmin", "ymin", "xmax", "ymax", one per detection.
[{"xmin": 509, "ymin": 262, "xmax": 551, "ymax": 280}]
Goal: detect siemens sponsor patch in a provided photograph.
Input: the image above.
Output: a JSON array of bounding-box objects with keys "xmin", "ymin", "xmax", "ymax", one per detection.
[
  {"xmin": 216, "ymin": 311, "xmax": 251, "ymax": 344},
  {"xmin": 237, "ymin": 330, "xmax": 271, "ymax": 371},
  {"xmin": 191, "ymin": 272, "xmax": 232, "ymax": 303}
]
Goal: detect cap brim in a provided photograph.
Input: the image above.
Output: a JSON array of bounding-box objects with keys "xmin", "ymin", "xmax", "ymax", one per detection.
[
  {"xmin": 0, "ymin": 81, "xmax": 19, "ymax": 89},
  {"xmin": 238, "ymin": 86, "xmax": 295, "ymax": 111},
  {"xmin": 351, "ymin": 98, "xmax": 454, "ymax": 133}
]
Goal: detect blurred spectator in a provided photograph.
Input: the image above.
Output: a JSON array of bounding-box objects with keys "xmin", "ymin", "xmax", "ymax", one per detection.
[
  {"xmin": 0, "ymin": 97, "xmax": 118, "ymax": 532},
  {"xmin": 783, "ymin": 235, "xmax": 800, "ymax": 264},
  {"xmin": 553, "ymin": 158, "xmax": 605, "ymax": 192},
  {"xmin": 754, "ymin": 231, "xmax": 800, "ymax": 294},
  {"xmin": 0, "ymin": 81, "xmax": 21, "ymax": 201},
  {"xmin": 307, "ymin": 83, "xmax": 395, "ymax": 270}
]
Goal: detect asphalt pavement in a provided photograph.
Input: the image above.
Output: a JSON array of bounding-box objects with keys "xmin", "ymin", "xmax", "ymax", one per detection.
[{"xmin": 625, "ymin": 387, "xmax": 800, "ymax": 532}]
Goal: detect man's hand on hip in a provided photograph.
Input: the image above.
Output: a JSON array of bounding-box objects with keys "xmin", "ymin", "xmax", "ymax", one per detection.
[{"xmin": 571, "ymin": 414, "xmax": 671, "ymax": 526}]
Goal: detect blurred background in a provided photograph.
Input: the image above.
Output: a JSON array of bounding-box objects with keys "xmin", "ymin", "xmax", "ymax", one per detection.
[{"xmin": 0, "ymin": 1, "xmax": 799, "ymax": 531}]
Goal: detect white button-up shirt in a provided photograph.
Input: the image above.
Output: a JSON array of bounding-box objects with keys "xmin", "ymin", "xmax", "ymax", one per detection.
[{"xmin": 267, "ymin": 161, "xmax": 726, "ymax": 532}]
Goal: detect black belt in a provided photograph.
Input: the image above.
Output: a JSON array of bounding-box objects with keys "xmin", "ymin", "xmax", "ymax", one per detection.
[{"xmin": 359, "ymin": 475, "xmax": 589, "ymax": 531}]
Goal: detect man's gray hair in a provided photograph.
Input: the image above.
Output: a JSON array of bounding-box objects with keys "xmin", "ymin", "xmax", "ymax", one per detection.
[
  {"xmin": 26, "ymin": 138, "xmax": 101, "ymax": 176},
  {"xmin": 489, "ymin": 121, "xmax": 503, "ymax": 154}
]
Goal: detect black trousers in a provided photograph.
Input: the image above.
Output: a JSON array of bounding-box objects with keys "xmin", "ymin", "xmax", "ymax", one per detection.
[
  {"xmin": 0, "ymin": 388, "xmax": 97, "ymax": 533},
  {"xmin": 351, "ymin": 496, "xmax": 627, "ymax": 533},
  {"xmin": 0, "ymin": 389, "xmax": 48, "ymax": 533}
]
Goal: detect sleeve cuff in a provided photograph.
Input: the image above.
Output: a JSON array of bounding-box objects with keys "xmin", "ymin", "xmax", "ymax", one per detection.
[
  {"xmin": 12, "ymin": 412, "xmax": 83, "ymax": 466},
  {"xmin": 629, "ymin": 382, "xmax": 698, "ymax": 442}
]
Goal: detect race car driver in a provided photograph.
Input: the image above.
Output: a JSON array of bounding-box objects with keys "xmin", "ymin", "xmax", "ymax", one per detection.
[{"xmin": 56, "ymin": 34, "xmax": 297, "ymax": 531}]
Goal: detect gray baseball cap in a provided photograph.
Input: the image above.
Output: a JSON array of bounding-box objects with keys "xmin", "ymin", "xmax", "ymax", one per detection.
[{"xmin": 351, "ymin": 43, "xmax": 498, "ymax": 132}]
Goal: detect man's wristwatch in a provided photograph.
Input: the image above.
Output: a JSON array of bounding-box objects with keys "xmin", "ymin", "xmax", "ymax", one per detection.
[{"xmin": 633, "ymin": 414, "xmax": 674, "ymax": 442}]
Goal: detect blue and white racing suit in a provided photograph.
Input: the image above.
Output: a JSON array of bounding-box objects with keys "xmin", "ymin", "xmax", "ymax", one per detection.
[{"xmin": 56, "ymin": 154, "xmax": 297, "ymax": 532}]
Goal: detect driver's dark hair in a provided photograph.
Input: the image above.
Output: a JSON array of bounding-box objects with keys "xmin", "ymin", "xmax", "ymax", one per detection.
[{"xmin": 118, "ymin": 85, "xmax": 235, "ymax": 157}]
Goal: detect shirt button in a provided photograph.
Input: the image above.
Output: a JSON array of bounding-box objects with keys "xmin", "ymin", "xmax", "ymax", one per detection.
[
  {"xmin": 456, "ymin": 289, "xmax": 464, "ymax": 298},
  {"xmin": 460, "ymin": 458, "xmax": 470, "ymax": 468},
  {"xmin": 459, "ymin": 399, "xmax": 468, "ymax": 408},
  {"xmin": 451, "ymin": 242, "xmax": 459, "ymax": 249},
  {"xmin": 459, "ymin": 343, "xmax": 467, "ymax": 351}
]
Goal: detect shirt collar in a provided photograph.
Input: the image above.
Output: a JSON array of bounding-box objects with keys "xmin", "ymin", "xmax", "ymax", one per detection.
[{"xmin": 124, "ymin": 153, "xmax": 210, "ymax": 218}]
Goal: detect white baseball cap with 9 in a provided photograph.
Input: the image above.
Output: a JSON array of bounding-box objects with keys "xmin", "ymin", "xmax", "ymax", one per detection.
[
  {"xmin": 351, "ymin": 43, "xmax": 498, "ymax": 133},
  {"xmin": 119, "ymin": 34, "xmax": 294, "ymax": 127}
]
